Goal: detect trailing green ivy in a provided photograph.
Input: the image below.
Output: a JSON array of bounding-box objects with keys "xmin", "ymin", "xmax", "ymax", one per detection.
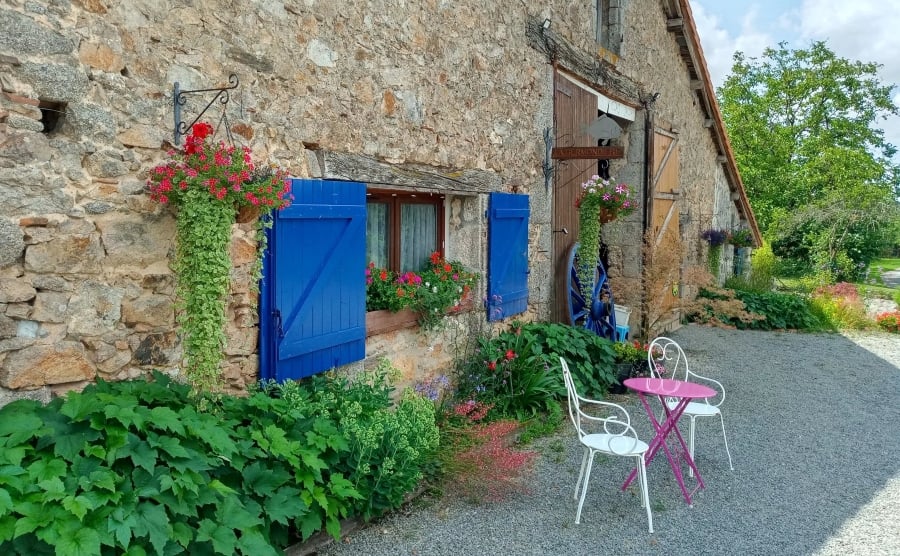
[
  {"xmin": 708, "ymin": 243, "xmax": 722, "ymax": 278},
  {"xmin": 174, "ymin": 189, "xmax": 235, "ymax": 392},
  {"xmin": 147, "ymin": 123, "xmax": 291, "ymax": 392}
]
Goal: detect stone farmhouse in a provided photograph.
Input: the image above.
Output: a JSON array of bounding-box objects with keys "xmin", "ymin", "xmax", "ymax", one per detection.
[{"xmin": 0, "ymin": 0, "xmax": 760, "ymax": 403}]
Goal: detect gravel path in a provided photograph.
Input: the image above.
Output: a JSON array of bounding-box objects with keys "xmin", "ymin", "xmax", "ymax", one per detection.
[{"xmin": 320, "ymin": 325, "xmax": 900, "ymax": 556}]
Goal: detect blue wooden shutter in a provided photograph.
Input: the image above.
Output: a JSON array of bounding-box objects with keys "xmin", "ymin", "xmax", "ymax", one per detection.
[
  {"xmin": 260, "ymin": 179, "xmax": 366, "ymax": 381},
  {"xmin": 487, "ymin": 192, "xmax": 529, "ymax": 321}
]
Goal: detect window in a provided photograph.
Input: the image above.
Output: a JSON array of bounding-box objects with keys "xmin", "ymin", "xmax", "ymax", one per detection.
[
  {"xmin": 595, "ymin": 0, "xmax": 624, "ymax": 55},
  {"xmin": 366, "ymin": 189, "xmax": 444, "ymax": 273}
]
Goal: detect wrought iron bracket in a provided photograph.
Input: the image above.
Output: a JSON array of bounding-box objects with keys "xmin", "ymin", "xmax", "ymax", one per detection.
[
  {"xmin": 172, "ymin": 73, "xmax": 239, "ymax": 145},
  {"xmin": 543, "ymin": 127, "xmax": 555, "ymax": 193}
]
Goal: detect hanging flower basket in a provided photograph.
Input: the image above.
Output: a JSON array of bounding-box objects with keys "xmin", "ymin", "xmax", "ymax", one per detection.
[
  {"xmin": 575, "ymin": 176, "xmax": 638, "ymax": 303},
  {"xmin": 146, "ymin": 122, "xmax": 292, "ymax": 392},
  {"xmin": 599, "ymin": 207, "xmax": 618, "ymax": 224}
]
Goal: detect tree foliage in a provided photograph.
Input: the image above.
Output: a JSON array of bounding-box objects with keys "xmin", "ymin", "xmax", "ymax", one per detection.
[{"xmin": 718, "ymin": 41, "xmax": 900, "ymax": 279}]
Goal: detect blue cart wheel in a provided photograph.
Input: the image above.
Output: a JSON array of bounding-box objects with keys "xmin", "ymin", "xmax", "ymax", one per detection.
[{"xmin": 565, "ymin": 242, "xmax": 617, "ymax": 341}]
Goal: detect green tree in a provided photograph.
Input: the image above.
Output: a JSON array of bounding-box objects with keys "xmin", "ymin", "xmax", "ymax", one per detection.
[{"xmin": 718, "ymin": 41, "xmax": 900, "ymax": 279}]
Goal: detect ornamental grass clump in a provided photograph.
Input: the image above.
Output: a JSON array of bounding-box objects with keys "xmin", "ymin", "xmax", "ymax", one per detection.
[
  {"xmin": 436, "ymin": 401, "xmax": 537, "ymax": 503},
  {"xmin": 147, "ymin": 122, "xmax": 291, "ymax": 392},
  {"xmin": 875, "ymin": 311, "xmax": 900, "ymax": 333},
  {"xmin": 809, "ymin": 282, "xmax": 872, "ymax": 330}
]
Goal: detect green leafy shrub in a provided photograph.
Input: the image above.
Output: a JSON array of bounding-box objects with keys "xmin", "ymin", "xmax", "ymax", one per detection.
[
  {"xmin": 689, "ymin": 287, "xmax": 823, "ymax": 331},
  {"xmin": 733, "ymin": 290, "xmax": 824, "ymax": 330},
  {"xmin": 809, "ymin": 282, "xmax": 872, "ymax": 330},
  {"xmin": 449, "ymin": 322, "xmax": 617, "ymax": 419},
  {"xmin": 262, "ymin": 360, "xmax": 439, "ymax": 521},
  {"xmin": 516, "ymin": 322, "xmax": 617, "ymax": 400},
  {"xmin": 725, "ymin": 240, "xmax": 777, "ymax": 292},
  {"xmin": 450, "ymin": 325, "xmax": 558, "ymax": 420},
  {"xmin": 0, "ymin": 372, "xmax": 358, "ymax": 555}
]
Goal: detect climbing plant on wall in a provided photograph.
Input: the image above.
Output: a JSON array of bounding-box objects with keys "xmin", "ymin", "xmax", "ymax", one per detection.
[{"xmin": 147, "ymin": 122, "xmax": 291, "ymax": 392}]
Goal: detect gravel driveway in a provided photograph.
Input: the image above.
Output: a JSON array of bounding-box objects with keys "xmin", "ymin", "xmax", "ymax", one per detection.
[{"xmin": 318, "ymin": 325, "xmax": 900, "ymax": 556}]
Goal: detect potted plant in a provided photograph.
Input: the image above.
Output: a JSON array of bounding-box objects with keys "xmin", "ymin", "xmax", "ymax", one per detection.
[
  {"xmin": 609, "ymin": 340, "xmax": 650, "ymax": 394},
  {"xmin": 728, "ymin": 228, "xmax": 753, "ymax": 249},
  {"xmin": 365, "ymin": 252, "xmax": 478, "ymax": 331},
  {"xmin": 575, "ymin": 176, "xmax": 638, "ymax": 304},
  {"xmin": 700, "ymin": 228, "xmax": 729, "ymax": 278},
  {"xmin": 147, "ymin": 122, "xmax": 291, "ymax": 392}
]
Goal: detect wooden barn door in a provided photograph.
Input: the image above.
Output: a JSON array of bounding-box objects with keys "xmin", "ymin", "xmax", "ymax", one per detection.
[
  {"xmin": 648, "ymin": 127, "xmax": 681, "ymax": 329},
  {"xmin": 552, "ymin": 72, "xmax": 598, "ymax": 322}
]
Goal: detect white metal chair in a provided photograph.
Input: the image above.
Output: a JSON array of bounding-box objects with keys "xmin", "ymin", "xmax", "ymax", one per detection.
[
  {"xmin": 647, "ymin": 337, "xmax": 734, "ymax": 476},
  {"xmin": 559, "ymin": 357, "xmax": 653, "ymax": 532}
]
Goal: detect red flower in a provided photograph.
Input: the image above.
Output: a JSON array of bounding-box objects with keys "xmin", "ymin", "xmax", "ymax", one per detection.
[
  {"xmin": 487, "ymin": 361, "xmax": 497, "ymax": 371},
  {"xmin": 380, "ymin": 270, "xmax": 388, "ymax": 281},
  {"xmin": 191, "ymin": 122, "xmax": 213, "ymax": 140},
  {"xmin": 430, "ymin": 251, "xmax": 442, "ymax": 265},
  {"xmin": 505, "ymin": 350, "xmax": 516, "ymax": 361}
]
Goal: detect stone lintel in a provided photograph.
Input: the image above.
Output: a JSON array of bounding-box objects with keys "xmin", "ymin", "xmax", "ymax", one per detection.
[{"xmin": 320, "ymin": 151, "xmax": 500, "ymax": 194}]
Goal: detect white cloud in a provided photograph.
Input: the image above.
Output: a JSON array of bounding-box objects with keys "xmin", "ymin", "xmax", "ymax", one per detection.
[
  {"xmin": 692, "ymin": 2, "xmax": 776, "ymax": 88},
  {"xmin": 799, "ymin": 0, "xmax": 900, "ymax": 149},
  {"xmin": 693, "ymin": 0, "xmax": 900, "ymax": 150}
]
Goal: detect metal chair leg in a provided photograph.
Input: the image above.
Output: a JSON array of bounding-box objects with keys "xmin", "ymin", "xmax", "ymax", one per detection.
[
  {"xmin": 575, "ymin": 451, "xmax": 595, "ymax": 524},
  {"xmin": 574, "ymin": 448, "xmax": 589, "ymax": 500},
  {"xmin": 719, "ymin": 413, "xmax": 734, "ymax": 470},
  {"xmin": 688, "ymin": 416, "xmax": 696, "ymax": 478}
]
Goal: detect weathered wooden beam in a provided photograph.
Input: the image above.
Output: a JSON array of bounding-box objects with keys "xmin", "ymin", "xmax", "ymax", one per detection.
[
  {"xmin": 667, "ymin": 18, "xmax": 684, "ymax": 30},
  {"xmin": 525, "ymin": 16, "xmax": 641, "ymax": 104},
  {"xmin": 703, "ymin": 118, "xmax": 714, "ymax": 128},
  {"xmin": 690, "ymin": 79, "xmax": 703, "ymax": 90},
  {"xmin": 716, "ymin": 155, "xmax": 727, "ymax": 163},
  {"xmin": 551, "ymin": 146, "xmax": 624, "ymax": 160},
  {"xmin": 320, "ymin": 151, "xmax": 501, "ymax": 194}
]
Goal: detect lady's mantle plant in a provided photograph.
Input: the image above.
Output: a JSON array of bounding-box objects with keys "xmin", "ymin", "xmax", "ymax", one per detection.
[
  {"xmin": 575, "ymin": 176, "xmax": 637, "ymax": 304},
  {"xmin": 147, "ymin": 122, "xmax": 291, "ymax": 392}
]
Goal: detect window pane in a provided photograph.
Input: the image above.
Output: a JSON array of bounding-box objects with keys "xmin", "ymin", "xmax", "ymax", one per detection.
[
  {"xmin": 400, "ymin": 203, "xmax": 436, "ymax": 272},
  {"xmin": 366, "ymin": 202, "xmax": 389, "ymax": 268}
]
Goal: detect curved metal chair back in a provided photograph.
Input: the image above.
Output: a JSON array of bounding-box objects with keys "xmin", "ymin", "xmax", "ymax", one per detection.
[
  {"xmin": 645, "ymin": 337, "xmax": 733, "ymax": 472},
  {"xmin": 559, "ymin": 357, "xmax": 653, "ymax": 532}
]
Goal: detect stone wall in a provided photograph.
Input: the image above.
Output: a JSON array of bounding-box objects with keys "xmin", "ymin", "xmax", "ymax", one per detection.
[{"xmin": 0, "ymin": 0, "xmax": 747, "ymax": 404}]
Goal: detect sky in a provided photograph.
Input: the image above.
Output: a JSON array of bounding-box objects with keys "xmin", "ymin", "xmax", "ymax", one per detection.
[{"xmin": 692, "ymin": 0, "xmax": 900, "ymax": 153}]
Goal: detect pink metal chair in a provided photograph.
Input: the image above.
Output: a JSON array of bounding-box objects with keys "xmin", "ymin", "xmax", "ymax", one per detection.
[
  {"xmin": 647, "ymin": 337, "xmax": 734, "ymax": 476},
  {"xmin": 559, "ymin": 357, "xmax": 653, "ymax": 532}
]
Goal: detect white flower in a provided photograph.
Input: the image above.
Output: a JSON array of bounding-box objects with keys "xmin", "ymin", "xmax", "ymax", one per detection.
[
  {"xmin": 432, "ymin": 286, "xmax": 438, "ymax": 293},
  {"xmin": 425, "ymin": 281, "xmax": 430, "ymax": 287}
]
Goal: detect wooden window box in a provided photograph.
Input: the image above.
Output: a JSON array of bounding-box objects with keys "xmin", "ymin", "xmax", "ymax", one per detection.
[
  {"xmin": 365, "ymin": 308, "xmax": 420, "ymax": 337},
  {"xmin": 365, "ymin": 296, "xmax": 476, "ymax": 338}
]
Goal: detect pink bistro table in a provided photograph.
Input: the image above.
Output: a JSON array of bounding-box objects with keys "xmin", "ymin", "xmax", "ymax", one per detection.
[{"xmin": 622, "ymin": 377, "xmax": 717, "ymax": 506}]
